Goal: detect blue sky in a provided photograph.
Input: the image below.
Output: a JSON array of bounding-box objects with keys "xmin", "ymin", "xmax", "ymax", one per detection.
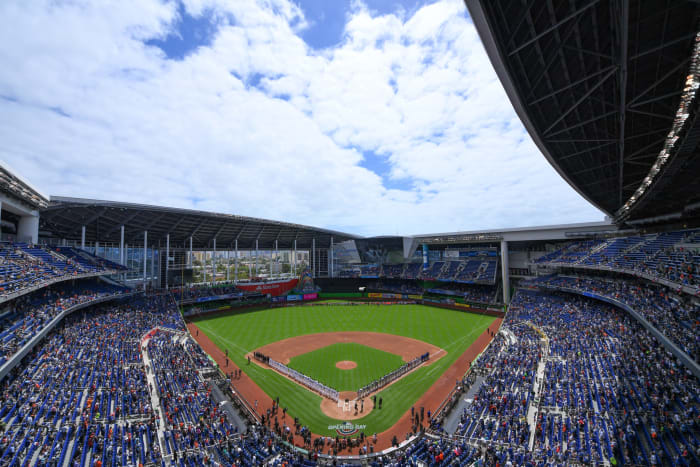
[{"xmin": 0, "ymin": 0, "xmax": 603, "ymax": 236}]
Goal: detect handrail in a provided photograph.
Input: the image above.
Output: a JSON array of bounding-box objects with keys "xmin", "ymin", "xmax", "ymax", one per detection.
[
  {"xmin": 535, "ymin": 261, "xmax": 700, "ymax": 297},
  {"xmin": 0, "ymin": 270, "xmax": 119, "ymax": 305},
  {"xmin": 521, "ymin": 283, "xmax": 700, "ymax": 379},
  {"xmin": 0, "ymin": 291, "xmax": 140, "ymax": 380}
]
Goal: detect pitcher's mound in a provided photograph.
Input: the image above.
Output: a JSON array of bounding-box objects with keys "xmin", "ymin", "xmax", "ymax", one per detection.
[{"xmin": 336, "ymin": 360, "xmax": 357, "ymax": 370}]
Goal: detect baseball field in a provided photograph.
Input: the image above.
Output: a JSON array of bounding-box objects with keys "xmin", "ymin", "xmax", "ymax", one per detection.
[{"xmin": 192, "ymin": 303, "xmax": 495, "ymax": 436}]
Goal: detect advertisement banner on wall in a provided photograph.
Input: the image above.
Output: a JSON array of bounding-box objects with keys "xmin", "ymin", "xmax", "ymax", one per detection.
[
  {"xmin": 236, "ymin": 279, "xmax": 299, "ymax": 297},
  {"xmin": 287, "ymin": 294, "xmax": 302, "ymax": 301},
  {"xmin": 367, "ymin": 293, "xmax": 383, "ymax": 298},
  {"xmin": 407, "ymin": 294, "xmax": 423, "ymax": 300},
  {"xmin": 303, "ymin": 293, "xmax": 318, "ymax": 300},
  {"xmin": 381, "ymin": 293, "xmax": 401, "ymax": 299},
  {"xmin": 193, "ymin": 293, "xmax": 243, "ymax": 303}
]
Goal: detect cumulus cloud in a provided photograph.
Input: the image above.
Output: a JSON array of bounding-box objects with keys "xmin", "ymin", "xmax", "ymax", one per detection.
[{"xmin": 0, "ymin": 0, "xmax": 604, "ymax": 237}]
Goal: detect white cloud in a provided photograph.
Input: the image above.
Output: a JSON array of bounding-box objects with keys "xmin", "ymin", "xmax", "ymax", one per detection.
[{"xmin": 0, "ymin": 0, "xmax": 603, "ymax": 237}]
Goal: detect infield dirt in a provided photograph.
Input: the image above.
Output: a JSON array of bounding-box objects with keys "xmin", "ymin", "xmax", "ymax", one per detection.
[{"xmin": 187, "ymin": 317, "xmax": 502, "ymax": 452}]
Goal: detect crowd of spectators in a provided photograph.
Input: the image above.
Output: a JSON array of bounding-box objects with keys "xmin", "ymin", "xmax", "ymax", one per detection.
[
  {"xmin": 0, "ymin": 279, "xmax": 129, "ymax": 366},
  {"xmin": 447, "ymin": 318, "xmax": 540, "ymax": 459},
  {"xmin": 145, "ymin": 330, "xmax": 281, "ymax": 464},
  {"xmin": 534, "ymin": 229, "xmax": 700, "ymax": 291},
  {"xmin": 3, "ymin": 276, "xmax": 699, "ymax": 465},
  {"xmin": 444, "ymin": 289, "xmax": 700, "ymax": 466},
  {"xmin": 0, "ymin": 294, "xmax": 302, "ymax": 466},
  {"xmin": 0, "ymin": 297, "xmax": 176, "ymax": 466},
  {"xmin": 525, "ymin": 274, "xmax": 699, "ymax": 362},
  {"xmin": 338, "ymin": 259, "xmax": 498, "ymax": 284},
  {"xmin": 522, "ymin": 290, "xmax": 698, "ymax": 465},
  {"xmin": 425, "ymin": 282, "xmax": 498, "ymax": 304},
  {"xmin": 0, "ymin": 242, "xmax": 122, "ymax": 299}
]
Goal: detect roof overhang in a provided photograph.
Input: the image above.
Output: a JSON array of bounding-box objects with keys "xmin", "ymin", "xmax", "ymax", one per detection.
[
  {"xmin": 465, "ymin": 0, "xmax": 700, "ymax": 222},
  {"xmin": 40, "ymin": 196, "xmax": 359, "ymax": 249},
  {"xmin": 0, "ymin": 161, "xmax": 49, "ymax": 210}
]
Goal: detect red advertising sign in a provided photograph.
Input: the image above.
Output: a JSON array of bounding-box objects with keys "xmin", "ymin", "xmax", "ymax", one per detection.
[{"xmin": 236, "ymin": 279, "xmax": 299, "ymax": 296}]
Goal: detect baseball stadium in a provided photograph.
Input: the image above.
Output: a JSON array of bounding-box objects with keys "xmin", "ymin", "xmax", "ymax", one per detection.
[{"xmin": 0, "ymin": 0, "xmax": 699, "ymax": 466}]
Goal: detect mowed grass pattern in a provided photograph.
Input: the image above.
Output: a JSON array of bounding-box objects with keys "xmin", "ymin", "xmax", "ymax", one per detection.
[
  {"xmin": 287, "ymin": 343, "xmax": 405, "ymax": 391},
  {"xmin": 194, "ymin": 304, "xmax": 494, "ymax": 436}
]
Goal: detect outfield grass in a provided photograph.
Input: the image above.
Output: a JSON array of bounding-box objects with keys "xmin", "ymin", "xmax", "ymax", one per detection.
[
  {"xmin": 194, "ymin": 304, "xmax": 494, "ymax": 436},
  {"xmin": 287, "ymin": 343, "xmax": 405, "ymax": 391},
  {"xmin": 311, "ymin": 299, "xmax": 356, "ymax": 304}
]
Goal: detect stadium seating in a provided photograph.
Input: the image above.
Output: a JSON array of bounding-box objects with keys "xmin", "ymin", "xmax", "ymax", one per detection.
[
  {"xmin": 420, "ymin": 261, "xmax": 444, "ymax": 280},
  {"xmin": 359, "ymin": 265, "xmax": 380, "ymax": 277},
  {"xmin": 403, "ymin": 263, "xmax": 421, "ymax": 280},
  {"xmin": 0, "ymin": 279, "xmax": 129, "ymax": 366},
  {"xmin": 2, "ymin": 275, "xmax": 698, "ymax": 466},
  {"xmin": 524, "ymin": 274, "xmax": 699, "ymax": 362},
  {"xmin": 535, "ymin": 229, "xmax": 700, "ymax": 290},
  {"xmin": 52, "ymin": 246, "xmax": 128, "ymax": 272},
  {"xmin": 171, "ymin": 283, "xmax": 241, "ymax": 301},
  {"xmin": 423, "ymin": 282, "xmax": 497, "ymax": 304},
  {"xmin": 332, "ymin": 258, "xmax": 498, "ymax": 287},
  {"xmin": 442, "ymin": 289, "xmax": 700, "ymax": 465},
  {"xmin": 381, "ymin": 264, "xmax": 405, "ymax": 279},
  {"xmin": 0, "ymin": 295, "xmax": 299, "ymax": 466},
  {"xmin": 0, "ymin": 242, "xmax": 124, "ymax": 300}
]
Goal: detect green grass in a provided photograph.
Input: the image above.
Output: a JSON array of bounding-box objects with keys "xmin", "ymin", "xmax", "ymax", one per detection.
[
  {"xmin": 311, "ymin": 299, "xmax": 355, "ymax": 304},
  {"xmin": 194, "ymin": 304, "xmax": 494, "ymax": 435},
  {"xmin": 287, "ymin": 343, "xmax": 405, "ymax": 391}
]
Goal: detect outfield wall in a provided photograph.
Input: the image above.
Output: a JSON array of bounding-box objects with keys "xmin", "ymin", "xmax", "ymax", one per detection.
[
  {"xmin": 318, "ymin": 292, "xmax": 364, "ymax": 298},
  {"xmin": 420, "ymin": 300, "xmax": 505, "ymax": 318}
]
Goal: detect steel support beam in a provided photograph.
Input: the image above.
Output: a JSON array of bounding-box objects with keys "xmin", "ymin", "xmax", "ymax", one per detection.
[
  {"xmin": 120, "ymin": 225, "xmax": 125, "ymax": 266},
  {"xmin": 212, "ymin": 237, "xmax": 217, "ymax": 284},
  {"xmin": 68, "ymin": 207, "xmax": 107, "ymax": 237},
  {"xmin": 617, "ymin": 0, "xmax": 629, "ymax": 205},
  {"xmin": 234, "ymin": 239, "xmax": 238, "ymax": 283},
  {"xmin": 542, "ymin": 67, "xmax": 617, "ymax": 135},
  {"xmin": 628, "ymin": 58, "xmax": 690, "ymax": 106},
  {"xmin": 528, "ymin": 65, "xmax": 617, "ymax": 106},
  {"xmin": 631, "ymin": 32, "xmax": 697, "ymax": 61},
  {"xmin": 501, "ymin": 240, "xmax": 510, "ymax": 304},
  {"xmin": 558, "ymin": 141, "xmax": 616, "ymax": 161},
  {"xmin": 546, "ymin": 110, "xmax": 618, "ymax": 138},
  {"xmin": 508, "ymin": 0, "xmax": 600, "ymax": 57},
  {"xmin": 165, "ymin": 234, "xmax": 169, "ymax": 289},
  {"xmin": 143, "ymin": 231, "xmax": 148, "ymax": 286}
]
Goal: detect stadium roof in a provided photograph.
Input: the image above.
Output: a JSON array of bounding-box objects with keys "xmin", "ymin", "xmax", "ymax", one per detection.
[
  {"xmin": 413, "ymin": 220, "xmax": 615, "ymax": 244},
  {"xmin": 40, "ymin": 197, "xmax": 359, "ymax": 249},
  {"xmin": 0, "ymin": 160, "xmax": 49, "ymax": 210},
  {"xmin": 466, "ymin": 0, "xmax": 700, "ymax": 225}
]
